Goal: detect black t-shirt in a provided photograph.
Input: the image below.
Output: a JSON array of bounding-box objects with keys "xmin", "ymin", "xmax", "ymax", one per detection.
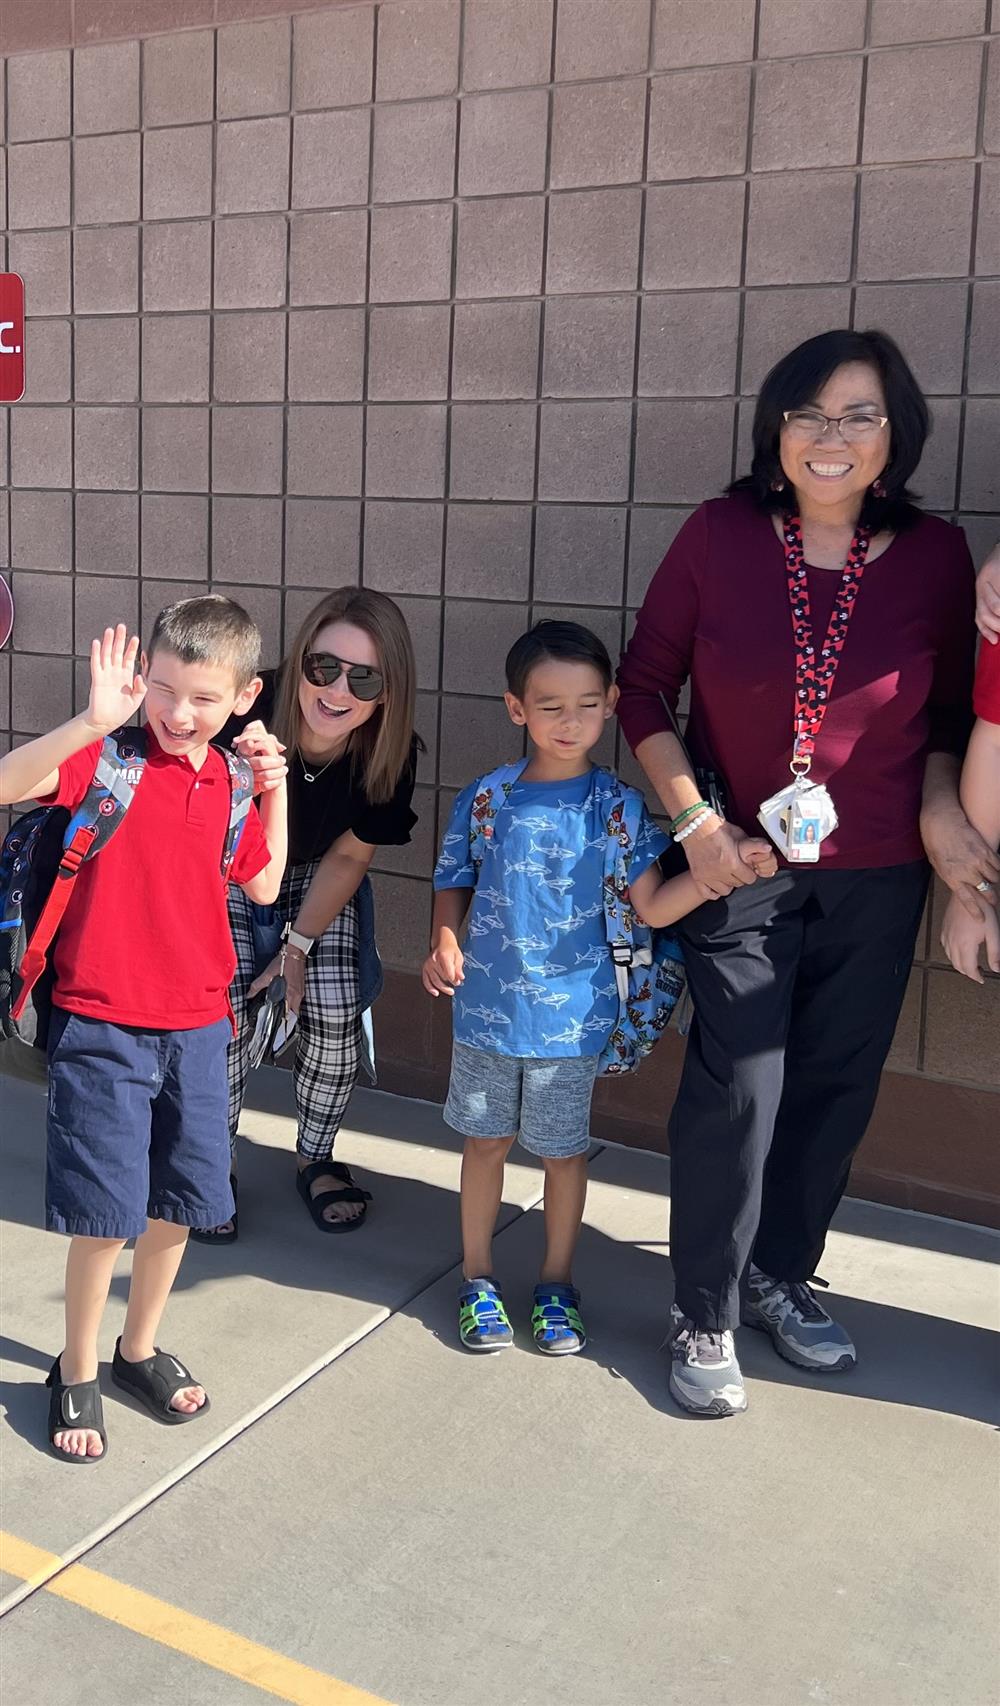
[{"xmin": 223, "ymin": 670, "xmax": 418, "ymax": 865}]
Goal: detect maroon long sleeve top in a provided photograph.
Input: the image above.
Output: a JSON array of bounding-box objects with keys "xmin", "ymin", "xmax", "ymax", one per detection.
[{"xmin": 617, "ymin": 495, "xmax": 976, "ymax": 869}]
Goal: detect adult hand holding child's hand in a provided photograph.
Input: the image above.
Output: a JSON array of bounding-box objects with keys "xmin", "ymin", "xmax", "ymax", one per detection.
[{"xmin": 84, "ymin": 624, "xmax": 147, "ymax": 735}]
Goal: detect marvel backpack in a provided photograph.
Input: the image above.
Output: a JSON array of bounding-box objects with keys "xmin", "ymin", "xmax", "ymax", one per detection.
[
  {"xmin": 467, "ymin": 761, "xmax": 687, "ymax": 1075},
  {"xmin": 0, "ymin": 726, "xmax": 254, "ymax": 1085}
]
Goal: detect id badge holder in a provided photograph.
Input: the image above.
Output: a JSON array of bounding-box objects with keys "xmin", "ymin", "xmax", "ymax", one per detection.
[{"xmin": 786, "ymin": 789, "xmax": 823, "ymax": 862}]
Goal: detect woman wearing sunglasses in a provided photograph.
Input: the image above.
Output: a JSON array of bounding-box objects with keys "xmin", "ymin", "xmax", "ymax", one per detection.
[{"xmin": 193, "ymin": 587, "xmax": 418, "ymax": 1240}]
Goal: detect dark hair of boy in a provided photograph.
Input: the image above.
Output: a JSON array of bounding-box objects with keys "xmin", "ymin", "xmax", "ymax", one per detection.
[
  {"xmin": 505, "ymin": 621, "xmax": 614, "ymax": 701},
  {"xmin": 147, "ymin": 595, "xmax": 261, "ymax": 692}
]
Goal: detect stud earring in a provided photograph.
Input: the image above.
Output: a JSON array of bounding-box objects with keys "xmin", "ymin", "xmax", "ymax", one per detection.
[
  {"xmin": 770, "ymin": 477, "xmax": 786, "ymax": 493},
  {"xmin": 872, "ymin": 477, "xmax": 886, "ymax": 498}
]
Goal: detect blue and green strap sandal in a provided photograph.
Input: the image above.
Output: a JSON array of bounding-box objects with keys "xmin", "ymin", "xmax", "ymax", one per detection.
[
  {"xmin": 531, "ymin": 1282, "xmax": 587, "ymax": 1355},
  {"xmin": 458, "ymin": 1277, "xmax": 514, "ymax": 1351}
]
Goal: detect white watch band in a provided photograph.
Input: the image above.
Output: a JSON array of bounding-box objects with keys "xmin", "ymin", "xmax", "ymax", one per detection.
[{"xmin": 284, "ymin": 927, "xmax": 314, "ymax": 956}]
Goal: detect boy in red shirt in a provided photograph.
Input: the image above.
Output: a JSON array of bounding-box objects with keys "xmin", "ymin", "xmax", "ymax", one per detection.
[
  {"xmin": 0, "ymin": 599, "xmax": 287, "ymax": 1463},
  {"xmin": 941, "ymin": 635, "xmax": 1000, "ymax": 981}
]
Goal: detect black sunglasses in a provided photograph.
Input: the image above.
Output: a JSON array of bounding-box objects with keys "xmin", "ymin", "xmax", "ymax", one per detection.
[{"xmin": 303, "ymin": 652, "xmax": 384, "ymax": 701}]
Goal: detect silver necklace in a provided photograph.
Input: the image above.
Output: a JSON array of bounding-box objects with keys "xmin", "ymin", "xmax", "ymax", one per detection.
[{"xmin": 299, "ymin": 750, "xmax": 340, "ymax": 784}]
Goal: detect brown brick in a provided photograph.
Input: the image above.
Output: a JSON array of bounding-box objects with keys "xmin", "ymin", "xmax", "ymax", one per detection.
[
  {"xmin": 652, "ymin": 0, "xmax": 754, "ymax": 68},
  {"xmin": 212, "ymin": 586, "xmax": 280, "ymax": 659},
  {"xmin": 550, "ymin": 79, "xmax": 646, "ymax": 191},
  {"xmin": 960, "ymin": 401, "xmax": 1000, "ymax": 510},
  {"xmin": 288, "ymin": 308, "xmax": 365, "ymax": 403},
  {"xmin": 372, "ymin": 784, "xmax": 437, "ymax": 879},
  {"xmin": 985, "ymin": 41, "xmax": 1000, "ymax": 156},
  {"xmin": 74, "ymin": 133, "xmax": 140, "ymax": 226},
  {"xmin": 556, "ymin": 0, "xmax": 650, "ymax": 79},
  {"xmin": 214, "ymin": 215, "xmax": 287, "ymax": 309},
  {"xmin": 534, "ymin": 505, "xmax": 627, "ymax": 606},
  {"xmin": 445, "ymin": 504, "xmax": 532, "ymax": 600},
  {"xmin": 913, "ymin": 398, "xmax": 960, "ymax": 510},
  {"xmin": 218, "ymin": 17, "xmax": 290, "ymax": 120},
  {"xmin": 10, "ymin": 571, "xmax": 72, "ymax": 653},
  {"xmin": 758, "ymin": 0, "xmax": 865, "ymax": 54},
  {"xmin": 367, "ymin": 306, "xmax": 451, "ymax": 402},
  {"xmin": 7, "ymin": 50, "xmax": 70, "ymax": 141},
  {"xmin": 627, "ymin": 506, "xmax": 695, "ymax": 604},
  {"xmin": 213, "ymin": 312, "xmax": 286, "ymax": 403},
  {"xmin": 142, "ymin": 315, "xmax": 209, "ymax": 403},
  {"xmin": 531, "ymin": 604, "xmax": 622, "ymax": 682},
  {"xmin": 444, "ymin": 600, "xmax": 526, "ymax": 695},
  {"xmin": 458, "ymin": 90, "xmax": 548, "ymax": 197},
  {"xmin": 143, "ymin": 30, "xmax": 215, "ymax": 127},
  {"xmin": 373, "ymin": 99, "xmax": 457, "ymax": 204},
  {"xmin": 439, "ymin": 693, "xmax": 522, "ymax": 782},
  {"xmin": 853, "ymin": 282, "xmax": 968, "ymax": 395},
  {"xmin": 142, "ymin": 406, "xmax": 209, "ymax": 492},
  {"xmin": 924, "ymin": 969, "xmax": 999, "ymax": 1087},
  {"xmin": 143, "ymin": 126, "xmax": 214, "ymax": 222},
  {"xmin": 293, "ymin": 7, "xmax": 373, "ymax": 109},
  {"xmin": 753, "ymin": 57, "xmax": 862, "ymax": 172},
  {"xmin": 886, "ymin": 970, "xmax": 923, "ymax": 1072},
  {"xmin": 453, "ymin": 302, "xmax": 541, "ymax": 402},
  {"xmin": 143, "ymin": 221, "xmax": 211, "ymax": 312},
  {"xmin": 8, "ymin": 141, "xmax": 70, "ymax": 229},
  {"xmin": 976, "ymin": 162, "xmax": 999, "ymax": 275},
  {"xmin": 644, "ymin": 180, "xmax": 745, "ymax": 288},
  {"xmin": 462, "ymin": 0, "xmax": 553, "ymax": 91},
  {"xmin": 538, "ymin": 401, "xmax": 631, "ymax": 502},
  {"xmin": 9, "ymin": 232, "xmax": 71, "ymax": 317},
  {"xmin": 548, "ymin": 187, "xmax": 642, "ymax": 294},
  {"xmin": 292, "ymin": 110, "xmax": 370, "ymax": 210},
  {"xmin": 741, "ymin": 287, "xmax": 852, "ymax": 394},
  {"xmin": 370, "ymin": 204, "xmax": 454, "ymax": 303},
  {"xmin": 11, "ymin": 407, "xmax": 71, "ymax": 488},
  {"xmin": 10, "ymin": 491, "xmax": 72, "ymax": 572},
  {"xmin": 212, "ymin": 407, "xmax": 284, "ymax": 495},
  {"xmin": 141, "ymin": 493, "xmax": 209, "ymax": 580},
  {"xmin": 543, "ymin": 296, "xmax": 637, "ymax": 399},
  {"xmin": 284, "ymin": 498, "xmax": 361, "ymax": 587},
  {"xmin": 746, "ymin": 171, "xmax": 855, "ymax": 285},
  {"xmin": 648, "ymin": 66, "xmax": 749, "ymax": 180},
  {"xmin": 387, "ymin": 594, "xmax": 441, "ymax": 689},
  {"xmin": 74, "ymin": 576, "xmax": 139, "ymax": 654},
  {"xmin": 367, "ymin": 872, "xmax": 431, "ymax": 971},
  {"xmin": 366, "ymin": 405, "xmax": 447, "ymax": 499},
  {"xmin": 455, "ymin": 197, "xmax": 545, "ymax": 299},
  {"xmin": 75, "ymin": 317, "xmax": 140, "ymax": 404},
  {"xmin": 968, "ymin": 283, "xmax": 1000, "ymax": 394},
  {"xmin": 216, "ymin": 117, "xmax": 290, "ymax": 215},
  {"xmin": 364, "ymin": 501, "xmax": 444, "ymax": 595},
  {"xmin": 10, "ymin": 653, "xmax": 72, "ymax": 735},
  {"xmin": 863, "ymin": 43, "xmax": 982, "ymax": 165},
  {"xmin": 22, "ymin": 318, "xmax": 71, "ymax": 403},
  {"xmin": 289, "ymin": 211, "xmax": 368, "ymax": 308},
  {"xmin": 857, "ymin": 164, "xmax": 975, "ymax": 281},
  {"xmin": 76, "ymin": 492, "xmax": 138, "ymax": 577},
  {"xmin": 213, "ymin": 497, "xmax": 283, "ymax": 585},
  {"xmin": 450, "ymin": 404, "xmax": 537, "ymax": 500},
  {"xmin": 869, "ymin": 0, "xmax": 986, "ymax": 45},
  {"xmin": 74, "ymin": 40, "xmax": 139, "ymax": 134},
  {"xmin": 376, "ymin": 0, "xmax": 460, "ymax": 100},
  {"xmin": 140, "ymin": 579, "xmax": 211, "ymax": 641},
  {"xmin": 76, "ymin": 227, "xmax": 140, "ymax": 317},
  {"xmin": 640, "ymin": 291, "xmax": 739, "ymax": 396},
  {"xmin": 634, "ymin": 399, "xmax": 734, "ymax": 502},
  {"xmin": 287, "ymin": 406, "xmax": 363, "ymax": 497}
]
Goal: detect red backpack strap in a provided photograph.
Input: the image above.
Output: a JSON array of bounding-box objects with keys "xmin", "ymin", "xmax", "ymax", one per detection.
[{"xmin": 215, "ymin": 746, "xmax": 255, "ymax": 880}]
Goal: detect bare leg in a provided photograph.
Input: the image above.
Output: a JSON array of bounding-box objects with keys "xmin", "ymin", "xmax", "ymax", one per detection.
[
  {"xmin": 539, "ymin": 1153, "xmax": 589, "ymax": 1284},
  {"xmin": 460, "ymin": 1135, "xmax": 516, "ymax": 1279},
  {"xmin": 55, "ymin": 1235, "xmax": 127, "ymax": 1459},
  {"xmin": 119, "ymin": 1218, "xmax": 205, "ymax": 1414}
]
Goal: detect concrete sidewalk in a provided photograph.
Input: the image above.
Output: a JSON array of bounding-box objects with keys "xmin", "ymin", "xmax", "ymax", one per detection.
[{"xmin": 1, "ymin": 1070, "xmax": 998, "ymax": 1706}]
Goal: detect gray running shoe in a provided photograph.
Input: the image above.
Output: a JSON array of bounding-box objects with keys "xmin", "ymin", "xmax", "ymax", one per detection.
[
  {"xmin": 666, "ymin": 1304, "xmax": 747, "ymax": 1417},
  {"xmin": 743, "ymin": 1264, "xmax": 856, "ymax": 1372}
]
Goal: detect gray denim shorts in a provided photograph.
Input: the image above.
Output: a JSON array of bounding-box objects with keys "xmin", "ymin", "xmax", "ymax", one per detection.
[{"xmin": 444, "ymin": 1040, "xmax": 598, "ymax": 1159}]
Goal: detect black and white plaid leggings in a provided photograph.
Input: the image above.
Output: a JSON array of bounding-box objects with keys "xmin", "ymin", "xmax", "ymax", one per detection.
[{"xmin": 227, "ymin": 859, "xmax": 361, "ymax": 1162}]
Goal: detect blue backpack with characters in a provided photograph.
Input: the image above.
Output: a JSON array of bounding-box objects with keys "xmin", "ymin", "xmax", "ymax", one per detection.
[
  {"xmin": 0, "ymin": 726, "xmax": 254, "ymax": 1084},
  {"xmin": 467, "ymin": 761, "xmax": 686, "ymax": 1075}
]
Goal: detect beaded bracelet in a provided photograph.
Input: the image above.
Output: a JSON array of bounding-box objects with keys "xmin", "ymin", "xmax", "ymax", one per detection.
[
  {"xmin": 674, "ymin": 809, "xmax": 713, "ymax": 843},
  {"xmin": 671, "ymin": 800, "xmax": 711, "ymax": 834}
]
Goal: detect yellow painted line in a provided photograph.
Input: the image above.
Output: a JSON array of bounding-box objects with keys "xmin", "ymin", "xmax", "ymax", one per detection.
[{"xmin": 0, "ymin": 1532, "xmax": 391, "ymax": 1706}]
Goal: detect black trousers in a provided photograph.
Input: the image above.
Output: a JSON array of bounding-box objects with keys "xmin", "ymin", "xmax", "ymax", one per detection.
[{"xmin": 668, "ymin": 860, "xmax": 929, "ymax": 1331}]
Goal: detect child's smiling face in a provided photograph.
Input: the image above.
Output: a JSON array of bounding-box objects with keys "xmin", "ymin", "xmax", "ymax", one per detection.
[{"xmin": 505, "ymin": 656, "xmax": 617, "ymax": 771}]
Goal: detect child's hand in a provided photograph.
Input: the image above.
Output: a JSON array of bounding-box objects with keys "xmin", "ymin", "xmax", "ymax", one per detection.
[
  {"xmin": 941, "ymin": 892, "xmax": 1000, "ymax": 983},
  {"xmin": 233, "ymin": 721, "xmax": 288, "ymax": 794},
  {"xmin": 422, "ymin": 939, "xmax": 464, "ymax": 997},
  {"xmin": 740, "ymin": 837, "xmax": 779, "ymax": 878},
  {"xmin": 85, "ymin": 625, "xmax": 146, "ymax": 734}
]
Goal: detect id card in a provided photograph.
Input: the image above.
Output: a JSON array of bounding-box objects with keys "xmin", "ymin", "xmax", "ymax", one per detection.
[{"xmin": 758, "ymin": 780, "xmax": 837, "ymax": 860}]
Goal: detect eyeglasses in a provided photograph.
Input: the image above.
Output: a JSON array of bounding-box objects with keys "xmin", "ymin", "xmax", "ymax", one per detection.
[
  {"xmin": 782, "ymin": 409, "xmax": 889, "ymax": 443},
  {"xmin": 303, "ymin": 652, "xmax": 384, "ymax": 701}
]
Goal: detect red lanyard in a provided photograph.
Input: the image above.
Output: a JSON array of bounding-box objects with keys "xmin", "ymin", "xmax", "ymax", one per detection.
[{"xmin": 782, "ymin": 512, "xmax": 872, "ymax": 771}]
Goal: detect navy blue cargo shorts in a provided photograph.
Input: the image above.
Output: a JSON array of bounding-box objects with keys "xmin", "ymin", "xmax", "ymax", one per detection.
[{"xmin": 46, "ymin": 1009, "xmax": 234, "ymax": 1240}]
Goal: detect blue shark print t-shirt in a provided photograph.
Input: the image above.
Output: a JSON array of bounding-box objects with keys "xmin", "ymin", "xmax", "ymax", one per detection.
[{"xmin": 433, "ymin": 768, "xmax": 668, "ymax": 1058}]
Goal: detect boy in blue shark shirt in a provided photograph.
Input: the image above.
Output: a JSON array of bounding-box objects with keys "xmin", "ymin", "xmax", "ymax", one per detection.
[{"xmin": 424, "ymin": 620, "xmax": 777, "ymax": 1357}]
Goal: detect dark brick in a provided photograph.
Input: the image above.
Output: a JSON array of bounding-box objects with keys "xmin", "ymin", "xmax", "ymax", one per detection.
[
  {"xmin": 741, "ymin": 286, "xmax": 852, "ymax": 394},
  {"xmin": 534, "ymin": 505, "xmax": 627, "ymax": 606},
  {"xmin": 364, "ymin": 501, "xmax": 444, "ymax": 595},
  {"xmin": 462, "ymin": 0, "xmax": 553, "ymax": 91},
  {"xmin": 869, "ymin": 0, "xmax": 986, "ymax": 45},
  {"xmin": 142, "ymin": 406, "xmax": 209, "ymax": 493},
  {"xmin": 293, "ymin": 7, "xmax": 373, "ymax": 108},
  {"xmin": 538, "ymin": 401, "xmax": 632, "ymax": 502},
  {"xmin": 366, "ymin": 406, "xmax": 448, "ymax": 499},
  {"xmin": 547, "ymin": 187, "xmax": 642, "ymax": 293},
  {"xmin": 449, "ymin": 405, "xmax": 537, "ymax": 500},
  {"xmin": 543, "ymin": 296, "xmax": 637, "ymax": 398},
  {"xmin": 10, "ymin": 491, "xmax": 73, "ymax": 572},
  {"xmin": 288, "ymin": 308, "xmax": 365, "ymax": 403},
  {"xmin": 8, "ymin": 140, "xmax": 71, "ymax": 229},
  {"xmin": 968, "ymin": 282, "xmax": 1000, "ymax": 394},
  {"xmin": 373, "ymin": 99, "xmax": 457, "ymax": 204},
  {"xmin": 10, "ymin": 572, "xmax": 73, "ymax": 653},
  {"xmin": 214, "ymin": 215, "xmax": 287, "ymax": 309},
  {"xmin": 143, "ymin": 125, "xmax": 214, "ymax": 221},
  {"xmin": 289, "ymin": 211, "xmax": 368, "ymax": 307},
  {"xmin": 212, "ymin": 497, "xmax": 283, "ymax": 584},
  {"xmin": 439, "ymin": 693, "xmax": 524, "ymax": 784},
  {"xmin": 627, "ymin": 506, "xmax": 693, "ymax": 605},
  {"xmin": 960, "ymin": 401, "xmax": 1000, "ymax": 510},
  {"xmin": 74, "ymin": 133, "xmax": 141, "ymax": 226},
  {"xmin": 368, "ymin": 306, "xmax": 451, "ymax": 402},
  {"xmin": 758, "ymin": 0, "xmax": 865, "ymax": 54},
  {"xmin": 76, "ymin": 316, "xmax": 140, "ymax": 404},
  {"xmin": 216, "ymin": 117, "xmax": 290, "ymax": 215},
  {"xmin": 74, "ymin": 41, "xmax": 139, "ymax": 133},
  {"xmin": 75, "ymin": 577, "xmax": 140, "ymax": 653},
  {"xmin": 444, "ymin": 601, "xmax": 527, "ymax": 694},
  {"xmin": 652, "ymin": 0, "xmax": 754, "ymax": 68},
  {"xmin": 550, "ymin": 79, "xmax": 646, "ymax": 190},
  {"xmin": 453, "ymin": 302, "xmax": 541, "ymax": 401},
  {"xmin": 286, "ymin": 406, "xmax": 364, "ymax": 497},
  {"xmin": 143, "ymin": 30, "xmax": 215, "ymax": 127},
  {"xmin": 445, "ymin": 504, "xmax": 532, "ymax": 600},
  {"xmin": 214, "ymin": 312, "xmax": 287, "ymax": 403},
  {"xmin": 8, "ymin": 50, "xmax": 70, "ymax": 141},
  {"xmin": 556, "ymin": 0, "xmax": 650, "ymax": 79},
  {"xmin": 142, "ymin": 314, "xmax": 210, "ymax": 403},
  {"xmin": 853, "ymin": 282, "xmax": 968, "ymax": 394},
  {"xmin": 456, "ymin": 197, "xmax": 545, "ymax": 299},
  {"xmin": 370, "ymin": 204, "xmax": 454, "ymax": 303},
  {"xmin": 753, "ymin": 56, "xmax": 862, "ymax": 171},
  {"xmin": 863, "ymin": 43, "xmax": 982, "ymax": 164},
  {"xmin": 746, "ymin": 171, "xmax": 855, "ymax": 285},
  {"xmin": 376, "ymin": 0, "xmax": 460, "ymax": 100},
  {"xmin": 212, "ymin": 407, "xmax": 284, "ymax": 495},
  {"xmin": 8, "ymin": 232, "xmax": 71, "ymax": 317},
  {"xmin": 10, "ymin": 407, "xmax": 70, "ymax": 488},
  {"xmin": 639, "ymin": 292, "xmax": 739, "ymax": 396},
  {"xmin": 11, "ymin": 655, "xmax": 73, "ymax": 736},
  {"xmin": 22, "ymin": 318, "xmax": 71, "ymax": 403},
  {"xmin": 76, "ymin": 492, "xmax": 138, "ymax": 578},
  {"xmin": 217, "ymin": 17, "xmax": 290, "ymax": 119},
  {"xmin": 284, "ymin": 499, "xmax": 362, "ymax": 588},
  {"xmin": 648, "ymin": 66, "xmax": 750, "ymax": 179},
  {"xmin": 913, "ymin": 398, "xmax": 960, "ymax": 510},
  {"xmin": 633, "ymin": 399, "xmax": 734, "ymax": 502},
  {"xmin": 857, "ymin": 164, "xmax": 974, "ymax": 281},
  {"xmin": 644, "ymin": 180, "xmax": 745, "ymax": 288},
  {"xmin": 458, "ymin": 90, "xmax": 548, "ymax": 197},
  {"xmin": 143, "ymin": 221, "xmax": 211, "ymax": 312},
  {"xmin": 976, "ymin": 162, "xmax": 999, "ymax": 275}
]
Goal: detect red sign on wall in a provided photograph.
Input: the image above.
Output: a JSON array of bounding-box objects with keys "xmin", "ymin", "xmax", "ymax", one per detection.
[{"xmin": 0, "ymin": 274, "xmax": 26, "ymax": 403}]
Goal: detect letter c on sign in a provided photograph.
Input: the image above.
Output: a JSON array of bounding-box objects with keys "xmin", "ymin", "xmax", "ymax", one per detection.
[{"xmin": 0, "ymin": 322, "xmax": 19, "ymax": 354}]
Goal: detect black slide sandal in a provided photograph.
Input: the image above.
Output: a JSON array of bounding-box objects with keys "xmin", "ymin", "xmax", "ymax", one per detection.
[
  {"xmin": 45, "ymin": 1358, "xmax": 108, "ymax": 1464},
  {"xmin": 189, "ymin": 1172, "xmax": 239, "ymax": 1246},
  {"xmin": 111, "ymin": 1339, "xmax": 211, "ymax": 1424},
  {"xmin": 296, "ymin": 1160, "xmax": 372, "ymax": 1234}
]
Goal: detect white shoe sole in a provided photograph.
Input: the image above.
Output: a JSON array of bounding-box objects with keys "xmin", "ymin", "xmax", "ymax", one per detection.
[{"xmin": 668, "ymin": 1372, "xmax": 747, "ymax": 1418}]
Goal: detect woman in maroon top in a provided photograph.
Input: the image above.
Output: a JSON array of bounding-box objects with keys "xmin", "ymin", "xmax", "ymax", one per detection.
[{"xmin": 618, "ymin": 329, "xmax": 998, "ymax": 1419}]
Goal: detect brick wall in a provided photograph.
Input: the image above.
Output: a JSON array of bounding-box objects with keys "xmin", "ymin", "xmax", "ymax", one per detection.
[{"xmin": 1, "ymin": 0, "xmax": 997, "ymax": 1218}]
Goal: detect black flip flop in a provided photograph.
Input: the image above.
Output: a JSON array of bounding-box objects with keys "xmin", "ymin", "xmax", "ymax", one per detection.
[
  {"xmin": 45, "ymin": 1358, "xmax": 108, "ymax": 1464},
  {"xmin": 296, "ymin": 1159, "xmax": 372, "ymax": 1234},
  {"xmin": 189, "ymin": 1172, "xmax": 239, "ymax": 1246},
  {"xmin": 111, "ymin": 1339, "xmax": 211, "ymax": 1425}
]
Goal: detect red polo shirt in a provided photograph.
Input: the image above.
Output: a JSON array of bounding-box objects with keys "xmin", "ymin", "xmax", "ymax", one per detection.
[
  {"xmin": 973, "ymin": 636, "xmax": 1000, "ymax": 726},
  {"xmin": 45, "ymin": 735, "xmax": 270, "ymax": 1029}
]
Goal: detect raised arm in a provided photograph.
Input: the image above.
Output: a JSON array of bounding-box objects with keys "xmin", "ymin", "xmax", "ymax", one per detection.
[{"xmin": 0, "ymin": 625, "xmax": 146, "ymax": 807}]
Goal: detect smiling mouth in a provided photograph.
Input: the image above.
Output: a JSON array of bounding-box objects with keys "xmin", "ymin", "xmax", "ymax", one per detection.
[
  {"xmin": 317, "ymin": 699, "xmax": 351, "ymax": 719},
  {"xmin": 806, "ymin": 460, "xmax": 853, "ymax": 478},
  {"xmin": 162, "ymin": 725, "xmax": 196, "ymax": 740}
]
